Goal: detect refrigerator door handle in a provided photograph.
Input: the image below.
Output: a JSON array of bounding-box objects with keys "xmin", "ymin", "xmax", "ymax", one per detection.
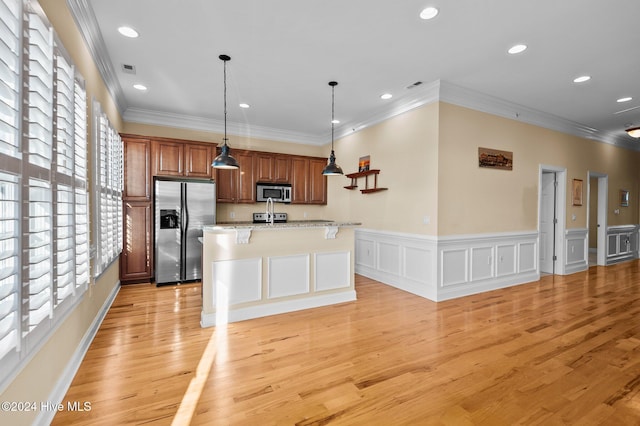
[{"xmin": 180, "ymin": 183, "xmax": 188, "ymax": 280}]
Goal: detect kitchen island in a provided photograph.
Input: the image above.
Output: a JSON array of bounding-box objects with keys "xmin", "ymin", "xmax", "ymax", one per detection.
[{"xmin": 200, "ymin": 220, "xmax": 360, "ymax": 327}]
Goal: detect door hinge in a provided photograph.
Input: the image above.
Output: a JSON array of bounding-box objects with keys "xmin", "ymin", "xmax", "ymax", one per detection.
[{"xmin": 553, "ymin": 255, "xmax": 557, "ymax": 261}]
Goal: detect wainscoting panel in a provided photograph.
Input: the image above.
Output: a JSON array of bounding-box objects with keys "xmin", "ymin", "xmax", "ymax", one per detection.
[
  {"xmin": 441, "ymin": 248, "xmax": 468, "ymax": 287},
  {"xmin": 315, "ymin": 251, "xmax": 351, "ymax": 291},
  {"xmin": 564, "ymin": 228, "xmax": 588, "ymax": 274},
  {"xmin": 355, "ymin": 229, "xmax": 539, "ymax": 302},
  {"xmin": 496, "ymin": 244, "xmax": 517, "ymax": 277},
  {"xmin": 212, "ymin": 258, "xmax": 262, "ymax": 306},
  {"xmin": 268, "ymin": 254, "xmax": 310, "ymax": 299},
  {"xmin": 519, "ymin": 242, "xmax": 537, "ymax": 273},
  {"xmin": 355, "ymin": 229, "xmax": 437, "ymax": 300},
  {"xmin": 378, "ymin": 241, "xmax": 402, "ymax": 276},
  {"xmin": 470, "ymin": 246, "xmax": 494, "ymax": 282}
]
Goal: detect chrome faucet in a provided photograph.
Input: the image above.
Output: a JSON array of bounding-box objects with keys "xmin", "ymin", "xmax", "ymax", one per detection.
[{"xmin": 266, "ymin": 197, "xmax": 274, "ymax": 225}]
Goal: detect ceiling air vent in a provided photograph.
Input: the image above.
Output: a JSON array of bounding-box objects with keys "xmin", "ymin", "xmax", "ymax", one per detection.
[
  {"xmin": 406, "ymin": 81, "xmax": 423, "ymax": 89},
  {"xmin": 121, "ymin": 64, "xmax": 136, "ymax": 74}
]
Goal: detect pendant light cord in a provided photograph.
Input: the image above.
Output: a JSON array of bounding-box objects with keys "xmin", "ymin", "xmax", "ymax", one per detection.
[
  {"xmin": 331, "ymin": 84, "xmax": 335, "ymax": 150},
  {"xmin": 223, "ymin": 57, "xmax": 228, "ymax": 144}
]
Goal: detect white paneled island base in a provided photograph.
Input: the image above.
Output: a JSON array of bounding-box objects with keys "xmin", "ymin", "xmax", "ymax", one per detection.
[{"xmin": 201, "ymin": 222, "xmax": 359, "ymax": 327}]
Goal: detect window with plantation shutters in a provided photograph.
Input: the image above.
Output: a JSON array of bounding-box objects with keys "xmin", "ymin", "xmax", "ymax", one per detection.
[
  {"xmin": 93, "ymin": 105, "xmax": 123, "ymax": 277},
  {"xmin": 0, "ymin": 0, "xmax": 92, "ymax": 390}
]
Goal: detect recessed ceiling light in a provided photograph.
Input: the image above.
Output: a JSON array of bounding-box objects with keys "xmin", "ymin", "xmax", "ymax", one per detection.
[
  {"xmin": 508, "ymin": 44, "xmax": 527, "ymax": 54},
  {"xmin": 573, "ymin": 75, "xmax": 591, "ymax": 83},
  {"xmin": 380, "ymin": 93, "xmax": 393, "ymax": 100},
  {"xmin": 133, "ymin": 84, "xmax": 147, "ymax": 91},
  {"xmin": 331, "ymin": 119, "xmax": 340, "ymax": 124},
  {"xmin": 617, "ymin": 97, "xmax": 632, "ymax": 103},
  {"xmin": 118, "ymin": 26, "xmax": 139, "ymax": 38},
  {"xmin": 419, "ymin": 7, "xmax": 439, "ymax": 20},
  {"xmin": 239, "ymin": 103, "xmax": 250, "ymax": 108}
]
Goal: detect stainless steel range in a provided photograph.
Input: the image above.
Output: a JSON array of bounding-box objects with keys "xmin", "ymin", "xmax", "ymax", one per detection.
[{"xmin": 253, "ymin": 212, "xmax": 287, "ymax": 224}]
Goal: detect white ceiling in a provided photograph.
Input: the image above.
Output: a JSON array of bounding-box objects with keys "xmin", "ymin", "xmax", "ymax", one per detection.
[{"xmin": 71, "ymin": 0, "xmax": 640, "ymax": 149}]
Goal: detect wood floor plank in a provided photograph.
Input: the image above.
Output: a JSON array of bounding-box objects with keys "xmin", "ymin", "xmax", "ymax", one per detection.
[{"xmin": 53, "ymin": 263, "xmax": 640, "ymax": 425}]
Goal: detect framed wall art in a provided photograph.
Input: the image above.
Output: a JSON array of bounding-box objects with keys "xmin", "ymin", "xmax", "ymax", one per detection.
[
  {"xmin": 478, "ymin": 147, "xmax": 513, "ymax": 170},
  {"xmin": 572, "ymin": 179, "xmax": 583, "ymax": 206},
  {"xmin": 620, "ymin": 189, "xmax": 629, "ymax": 207}
]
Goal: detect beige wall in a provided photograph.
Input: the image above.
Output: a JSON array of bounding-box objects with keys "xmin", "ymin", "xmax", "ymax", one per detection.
[
  {"xmin": 437, "ymin": 102, "xmax": 640, "ymax": 235},
  {"xmin": 325, "ymin": 103, "xmax": 440, "ymax": 234}
]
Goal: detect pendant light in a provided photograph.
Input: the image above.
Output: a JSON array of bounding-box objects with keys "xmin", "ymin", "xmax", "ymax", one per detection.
[
  {"xmin": 212, "ymin": 54, "xmax": 239, "ymax": 169},
  {"xmin": 322, "ymin": 81, "xmax": 344, "ymax": 175}
]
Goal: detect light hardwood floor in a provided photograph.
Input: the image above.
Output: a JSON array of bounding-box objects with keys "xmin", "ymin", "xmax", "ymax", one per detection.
[{"xmin": 53, "ymin": 263, "xmax": 640, "ymax": 425}]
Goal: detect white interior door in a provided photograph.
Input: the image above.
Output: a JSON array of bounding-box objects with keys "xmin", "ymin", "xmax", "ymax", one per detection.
[{"xmin": 540, "ymin": 172, "xmax": 556, "ymax": 274}]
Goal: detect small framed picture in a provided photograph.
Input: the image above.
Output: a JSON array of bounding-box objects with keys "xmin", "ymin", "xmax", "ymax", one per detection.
[
  {"xmin": 572, "ymin": 179, "xmax": 583, "ymax": 206},
  {"xmin": 620, "ymin": 189, "xmax": 629, "ymax": 207},
  {"xmin": 358, "ymin": 155, "xmax": 370, "ymax": 172}
]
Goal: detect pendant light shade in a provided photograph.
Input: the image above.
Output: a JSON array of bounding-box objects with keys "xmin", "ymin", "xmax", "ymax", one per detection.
[
  {"xmin": 626, "ymin": 126, "xmax": 640, "ymax": 138},
  {"xmin": 212, "ymin": 54, "xmax": 239, "ymax": 169},
  {"xmin": 322, "ymin": 81, "xmax": 343, "ymax": 176}
]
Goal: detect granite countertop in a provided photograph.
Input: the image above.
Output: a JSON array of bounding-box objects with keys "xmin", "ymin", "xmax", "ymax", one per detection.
[{"xmin": 204, "ymin": 220, "xmax": 361, "ymax": 231}]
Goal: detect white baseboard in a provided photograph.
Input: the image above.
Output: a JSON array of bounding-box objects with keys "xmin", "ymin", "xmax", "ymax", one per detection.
[{"xmin": 37, "ymin": 282, "xmax": 121, "ymax": 426}]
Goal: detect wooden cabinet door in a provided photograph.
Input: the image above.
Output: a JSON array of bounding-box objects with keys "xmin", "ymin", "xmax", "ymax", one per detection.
[
  {"xmin": 153, "ymin": 141, "xmax": 184, "ymax": 176},
  {"xmin": 123, "ymin": 137, "xmax": 151, "ymax": 201},
  {"xmin": 236, "ymin": 151, "xmax": 256, "ymax": 203},
  {"xmin": 290, "ymin": 157, "xmax": 309, "ymax": 204},
  {"xmin": 215, "ymin": 150, "xmax": 254, "ymax": 203},
  {"xmin": 308, "ymin": 158, "xmax": 327, "ymax": 204},
  {"xmin": 255, "ymin": 153, "xmax": 274, "ymax": 182},
  {"xmin": 185, "ymin": 143, "xmax": 213, "ymax": 178},
  {"xmin": 120, "ymin": 201, "xmax": 152, "ymax": 282},
  {"xmin": 215, "ymin": 167, "xmax": 236, "ymax": 203},
  {"xmin": 273, "ymin": 155, "xmax": 291, "ymax": 183}
]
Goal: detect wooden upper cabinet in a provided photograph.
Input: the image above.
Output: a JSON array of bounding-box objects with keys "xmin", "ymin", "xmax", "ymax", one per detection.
[
  {"xmin": 255, "ymin": 153, "xmax": 274, "ymax": 182},
  {"xmin": 290, "ymin": 156, "xmax": 327, "ymax": 204},
  {"xmin": 123, "ymin": 137, "xmax": 151, "ymax": 201},
  {"xmin": 255, "ymin": 152, "xmax": 290, "ymax": 183},
  {"xmin": 215, "ymin": 149, "xmax": 256, "ymax": 203},
  {"xmin": 152, "ymin": 139, "xmax": 214, "ymax": 178},
  {"xmin": 308, "ymin": 158, "xmax": 327, "ymax": 204},
  {"xmin": 273, "ymin": 155, "xmax": 291, "ymax": 183},
  {"xmin": 290, "ymin": 157, "xmax": 309, "ymax": 204},
  {"xmin": 185, "ymin": 144, "xmax": 213, "ymax": 178},
  {"xmin": 152, "ymin": 141, "xmax": 184, "ymax": 176}
]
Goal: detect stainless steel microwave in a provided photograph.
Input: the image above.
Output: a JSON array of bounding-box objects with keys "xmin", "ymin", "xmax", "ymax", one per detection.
[{"xmin": 256, "ymin": 183, "xmax": 292, "ymax": 203}]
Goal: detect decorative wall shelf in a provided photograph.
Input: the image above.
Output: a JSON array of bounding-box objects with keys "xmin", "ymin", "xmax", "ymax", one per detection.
[{"xmin": 344, "ymin": 169, "xmax": 388, "ymax": 193}]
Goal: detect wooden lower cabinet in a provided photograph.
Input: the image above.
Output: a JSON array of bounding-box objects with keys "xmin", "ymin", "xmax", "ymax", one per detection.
[{"xmin": 120, "ymin": 201, "xmax": 153, "ymax": 283}]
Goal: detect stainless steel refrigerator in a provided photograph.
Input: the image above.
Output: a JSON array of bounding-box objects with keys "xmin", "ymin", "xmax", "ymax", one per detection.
[{"xmin": 154, "ymin": 179, "xmax": 215, "ymax": 285}]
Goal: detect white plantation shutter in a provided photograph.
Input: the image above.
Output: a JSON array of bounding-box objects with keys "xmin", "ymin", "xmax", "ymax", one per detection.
[
  {"xmin": 27, "ymin": 178, "xmax": 52, "ymax": 331},
  {"xmin": 0, "ymin": 0, "xmax": 93, "ymax": 390},
  {"xmin": 0, "ymin": 0, "xmax": 20, "ymax": 159},
  {"xmin": 55, "ymin": 53, "xmax": 74, "ymax": 176},
  {"xmin": 74, "ymin": 80, "xmax": 88, "ymax": 291},
  {"xmin": 0, "ymin": 172, "xmax": 19, "ymax": 362},
  {"xmin": 93, "ymin": 107, "xmax": 123, "ymax": 277},
  {"xmin": 27, "ymin": 10, "xmax": 53, "ymax": 169}
]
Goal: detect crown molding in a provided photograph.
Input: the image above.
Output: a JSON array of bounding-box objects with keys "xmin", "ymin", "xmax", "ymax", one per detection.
[
  {"xmin": 66, "ymin": 0, "xmax": 127, "ymax": 115},
  {"xmin": 123, "ymin": 108, "xmax": 325, "ymax": 146},
  {"xmin": 333, "ymin": 80, "xmax": 441, "ymax": 140},
  {"xmin": 438, "ymin": 81, "xmax": 640, "ymax": 152}
]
